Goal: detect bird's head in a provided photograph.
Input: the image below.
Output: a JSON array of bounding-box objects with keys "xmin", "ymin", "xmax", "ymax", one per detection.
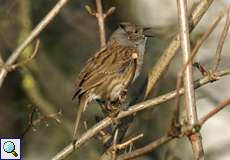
[{"xmin": 109, "ymin": 22, "xmax": 150, "ymax": 47}]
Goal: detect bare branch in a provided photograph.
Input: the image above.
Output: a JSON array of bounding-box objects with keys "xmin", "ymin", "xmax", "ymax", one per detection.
[
  {"xmin": 174, "ymin": 12, "xmax": 223, "ymax": 125},
  {"xmin": 199, "ymin": 98, "xmax": 230, "ymax": 126},
  {"xmin": 121, "ymin": 135, "xmax": 173, "ymax": 160},
  {"xmin": 145, "ymin": 0, "xmax": 215, "ymax": 98},
  {"xmin": 104, "ymin": 7, "xmax": 116, "ymax": 19},
  {"xmin": 212, "ymin": 6, "xmax": 230, "ymax": 71},
  {"xmin": 177, "ymin": 0, "xmax": 204, "ymax": 159},
  {"xmin": 85, "ymin": 5, "xmax": 97, "ymax": 16},
  {"xmin": 21, "ymin": 106, "xmax": 37, "ymax": 138},
  {"xmin": 99, "ymin": 133, "xmax": 143, "ymax": 160},
  {"xmin": 85, "ymin": 1, "xmax": 115, "ymax": 48},
  {"xmin": 0, "ymin": 39, "xmax": 40, "ymax": 72},
  {"xmin": 0, "ymin": 0, "xmax": 70, "ymax": 88},
  {"xmin": 116, "ymin": 133, "xmax": 143, "ymax": 150},
  {"xmin": 111, "ymin": 129, "xmax": 119, "ymax": 160},
  {"xmin": 96, "ymin": 0, "xmax": 106, "ymax": 48},
  {"xmin": 21, "ymin": 107, "xmax": 62, "ymax": 138}
]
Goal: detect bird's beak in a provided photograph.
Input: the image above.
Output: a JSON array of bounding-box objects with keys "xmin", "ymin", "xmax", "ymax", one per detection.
[{"xmin": 143, "ymin": 27, "xmax": 155, "ymax": 38}]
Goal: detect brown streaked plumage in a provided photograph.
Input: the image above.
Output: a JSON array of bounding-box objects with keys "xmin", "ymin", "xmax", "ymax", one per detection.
[{"xmin": 72, "ymin": 22, "xmax": 148, "ymax": 139}]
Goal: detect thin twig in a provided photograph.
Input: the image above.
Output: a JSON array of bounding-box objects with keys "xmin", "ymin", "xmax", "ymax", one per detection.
[
  {"xmin": 21, "ymin": 106, "xmax": 37, "ymax": 138},
  {"xmin": 174, "ymin": 13, "xmax": 223, "ymax": 124},
  {"xmin": 32, "ymin": 111, "xmax": 62, "ymax": 125},
  {"xmin": 145, "ymin": 0, "xmax": 214, "ymax": 98},
  {"xmin": 52, "ymin": 68, "xmax": 230, "ymax": 160},
  {"xmin": 199, "ymin": 98, "xmax": 230, "ymax": 125},
  {"xmin": 0, "ymin": 39, "xmax": 40, "ymax": 72},
  {"xmin": 116, "ymin": 134, "xmax": 143, "ymax": 150},
  {"xmin": 111, "ymin": 129, "xmax": 119, "ymax": 160},
  {"xmin": 121, "ymin": 135, "xmax": 173, "ymax": 160},
  {"xmin": 85, "ymin": 1, "xmax": 115, "ymax": 48},
  {"xmin": 99, "ymin": 134, "xmax": 144, "ymax": 160},
  {"xmin": 212, "ymin": 6, "xmax": 230, "ymax": 71},
  {"xmin": 21, "ymin": 108, "xmax": 62, "ymax": 138},
  {"xmin": 0, "ymin": 0, "xmax": 70, "ymax": 88}
]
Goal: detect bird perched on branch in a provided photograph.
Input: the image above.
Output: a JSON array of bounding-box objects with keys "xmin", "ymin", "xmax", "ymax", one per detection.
[{"xmin": 72, "ymin": 22, "xmax": 150, "ymax": 139}]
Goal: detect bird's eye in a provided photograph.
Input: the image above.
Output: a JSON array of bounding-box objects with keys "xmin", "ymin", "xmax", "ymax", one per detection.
[{"xmin": 134, "ymin": 30, "xmax": 138, "ymax": 34}]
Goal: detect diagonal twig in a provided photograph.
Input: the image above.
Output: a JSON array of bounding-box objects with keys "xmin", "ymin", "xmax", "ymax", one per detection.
[
  {"xmin": 199, "ymin": 98, "xmax": 230, "ymax": 126},
  {"xmin": 120, "ymin": 135, "xmax": 173, "ymax": 160},
  {"xmin": 116, "ymin": 133, "xmax": 143, "ymax": 150},
  {"xmin": 0, "ymin": 0, "xmax": 70, "ymax": 88},
  {"xmin": 0, "ymin": 39, "xmax": 40, "ymax": 72}
]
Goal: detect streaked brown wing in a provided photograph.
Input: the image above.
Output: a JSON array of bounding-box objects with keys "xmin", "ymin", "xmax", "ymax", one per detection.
[{"xmin": 73, "ymin": 41, "xmax": 138, "ymax": 98}]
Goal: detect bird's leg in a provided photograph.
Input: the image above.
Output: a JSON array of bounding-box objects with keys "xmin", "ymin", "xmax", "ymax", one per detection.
[
  {"xmin": 72, "ymin": 139, "xmax": 77, "ymax": 150},
  {"xmin": 106, "ymin": 88, "xmax": 128, "ymax": 113},
  {"xmin": 96, "ymin": 101, "xmax": 118, "ymax": 148},
  {"xmin": 105, "ymin": 88, "xmax": 128, "ymax": 117},
  {"xmin": 96, "ymin": 99, "xmax": 109, "ymax": 115},
  {"xmin": 95, "ymin": 116, "xmax": 113, "ymax": 145},
  {"xmin": 95, "ymin": 90, "xmax": 128, "ymax": 148}
]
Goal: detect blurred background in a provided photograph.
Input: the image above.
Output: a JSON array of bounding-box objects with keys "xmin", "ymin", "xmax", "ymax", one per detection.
[{"xmin": 0, "ymin": 0, "xmax": 230, "ymax": 159}]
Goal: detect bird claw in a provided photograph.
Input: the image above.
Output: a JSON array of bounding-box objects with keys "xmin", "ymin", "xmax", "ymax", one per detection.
[
  {"xmin": 108, "ymin": 108, "xmax": 120, "ymax": 118},
  {"xmin": 72, "ymin": 139, "xmax": 77, "ymax": 150}
]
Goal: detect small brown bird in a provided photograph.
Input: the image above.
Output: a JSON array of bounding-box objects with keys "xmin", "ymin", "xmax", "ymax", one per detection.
[{"xmin": 72, "ymin": 22, "xmax": 149, "ymax": 139}]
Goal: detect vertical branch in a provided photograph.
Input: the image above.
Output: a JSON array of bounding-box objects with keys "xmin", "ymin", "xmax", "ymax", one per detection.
[
  {"xmin": 96, "ymin": 0, "xmax": 106, "ymax": 48},
  {"xmin": 111, "ymin": 129, "xmax": 119, "ymax": 160},
  {"xmin": 174, "ymin": 13, "xmax": 223, "ymax": 125},
  {"xmin": 177, "ymin": 0, "xmax": 204, "ymax": 159},
  {"xmin": 85, "ymin": 1, "xmax": 115, "ymax": 48}
]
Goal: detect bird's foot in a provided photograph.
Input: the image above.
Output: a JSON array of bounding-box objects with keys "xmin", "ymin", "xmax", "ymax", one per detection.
[
  {"xmin": 108, "ymin": 107, "xmax": 120, "ymax": 117},
  {"xmin": 72, "ymin": 138, "xmax": 77, "ymax": 150},
  {"xmin": 107, "ymin": 107, "xmax": 121, "ymax": 127}
]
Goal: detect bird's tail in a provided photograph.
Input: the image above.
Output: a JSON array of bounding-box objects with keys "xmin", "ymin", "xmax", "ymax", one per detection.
[{"xmin": 73, "ymin": 94, "xmax": 88, "ymax": 140}]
